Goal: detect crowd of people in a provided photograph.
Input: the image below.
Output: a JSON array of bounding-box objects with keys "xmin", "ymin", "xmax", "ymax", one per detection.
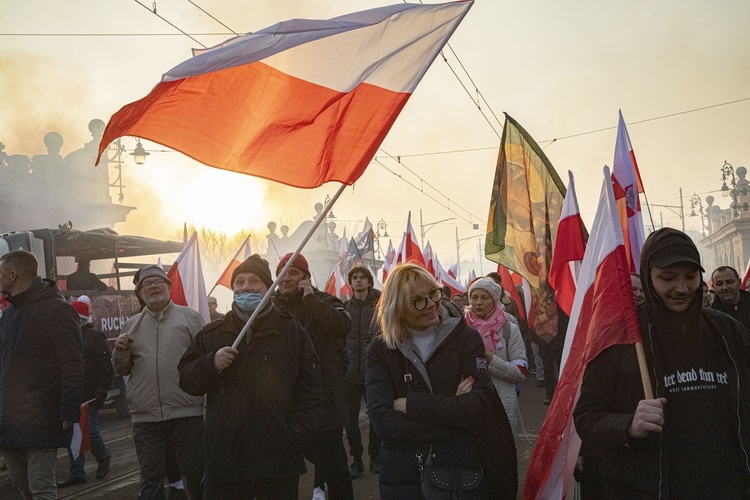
[{"xmin": 1, "ymin": 225, "xmax": 750, "ymax": 499}]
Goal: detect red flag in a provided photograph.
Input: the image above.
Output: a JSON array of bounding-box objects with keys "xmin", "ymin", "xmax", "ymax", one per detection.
[
  {"xmin": 95, "ymin": 2, "xmax": 473, "ymax": 188},
  {"xmin": 524, "ymin": 167, "xmax": 641, "ymax": 499},
  {"xmin": 167, "ymin": 232, "xmax": 210, "ymax": 323},
  {"xmin": 496, "ymin": 265, "xmax": 526, "ymax": 322},
  {"xmin": 448, "ymin": 264, "xmax": 458, "ymax": 279},
  {"xmin": 742, "ymin": 257, "xmax": 750, "ymax": 290},
  {"xmin": 611, "ymin": 110, "xmax": 646, "ymax": 273},
  {"xmin": 422, "ymin": 242, "xmax": 437, "ymax": 278},
  {"xmin": 548, "ymin": 171, "xmax": 587, "ymax": 316},
  {"xmin": 399, "ymin": 211, "xmax": 425, "ymax": 267},
  {"xmin": 214, "ymin": 236, "xmax": 252, "ymax": 290},
  {"xmin": 71, "ymin": 401, "xmax": 91, "ymax": 460}
]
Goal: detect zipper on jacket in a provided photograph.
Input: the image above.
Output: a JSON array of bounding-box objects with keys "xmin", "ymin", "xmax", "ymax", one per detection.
[
  {"xmin": 646, "ymin": 324, "xmax": 664, "ymax": 499},
  {"xmin": 721, "ymin": 334, "xmax": 750, "ymax": 494},
  {"xmin": 155, "ymin": 321, "xmax": 163, "ymax": 420}
]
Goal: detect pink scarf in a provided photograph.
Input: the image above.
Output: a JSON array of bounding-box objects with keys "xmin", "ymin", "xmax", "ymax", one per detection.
[{"xmin": 465, "ymin": 304, "xmax": 508, "ymax": 354}]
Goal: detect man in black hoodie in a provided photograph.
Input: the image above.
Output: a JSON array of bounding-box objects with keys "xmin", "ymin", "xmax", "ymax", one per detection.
[
  {"xmin": 0, "ymin": 250, "xmax": 84, "ymax": 499},
  {"xmin": 575, "ymin": 228, "xmax": 750, "ymax": 498}
]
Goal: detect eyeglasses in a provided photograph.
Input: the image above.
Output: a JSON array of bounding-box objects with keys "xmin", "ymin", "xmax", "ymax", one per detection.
[
  {"xmin": 139, "ymin": 279, "xmax": 166, "ymax": 290},
  {"xmin": 411, "ymin": 289, "xmax": 442, "ymax": 311}
]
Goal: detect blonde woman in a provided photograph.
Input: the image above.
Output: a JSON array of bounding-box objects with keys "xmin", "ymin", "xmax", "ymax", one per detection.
[{"xmin": 365, "ymin": 263, "xmax": 517, "ymax": 500}]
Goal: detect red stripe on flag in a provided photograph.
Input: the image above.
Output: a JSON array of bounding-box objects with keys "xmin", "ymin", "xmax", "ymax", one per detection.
[
  {"xmin": 167, "ymin": 263, "xmax": 188, "ymax": 307},
  {"xmin": 548, "ymin": 212, "xmax": 586, "ymax": 316},
  {"xmin": 98, "ymin": 63, "xmax": 409, "ymax": 189}
]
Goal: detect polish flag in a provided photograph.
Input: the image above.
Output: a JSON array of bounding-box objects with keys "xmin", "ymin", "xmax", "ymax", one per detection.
[
  {"xmin": 382, "ymin": 240, "xmax": 396, "ymax": 283},
  {"xmin": 398, "ymin": 212, "xmax": 426, "ymax": 267},
  {"xmin": 324, "ymin": 265, "xmax": 353, "ymax": 300},
  {"xmin": 741, "ymin": 257, "xmax": 750, "ymax": 290},
  {"xmin": 214, "ymin": 235, "xmax": 252, "ymax": 290},
  {"xmin": 167, "ymin": 232, "xmax": 210, "ymax": 323},
  {"xmin": 496, "ymin": 265, "xmax": 526, "ymax": 322},
  {"xmin": 611, "ymin": 110, "xmax": 646, "ymax": 273},
  {"xmin": 435, "ymin": 257, "xmax": 465, "ymax": 298},
  {"xmin": 422, "ymin": 242, "xmax": 437, "ymax": 278},
  {"xmin": 368, "ymin": 263, "xmax": 382, "ymax": 290},
  {"xmin": 96, "ymin": 2, "xmax": 473, "ymax": 188},
  {"xmin": 71, "ymin": 400, "xmax": 92, "ymax": 460},
  {"xmin": 524, "ymin": 167, "xmax": 642, "ymax": 499},
  {"xmin": 548, "ymin": 171, "xmax": 587, "ymax": 316},
  {"xmin": 448, "ymin": 264, "xmax": 458, "ymax": 279}
]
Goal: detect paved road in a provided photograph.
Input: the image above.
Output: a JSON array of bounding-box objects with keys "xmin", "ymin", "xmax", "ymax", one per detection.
[{"xmin": 0, "ymin": 376, "xmax": 553, "ymax": 499}]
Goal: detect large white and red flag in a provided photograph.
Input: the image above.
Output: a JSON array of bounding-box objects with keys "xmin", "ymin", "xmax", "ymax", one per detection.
[
  {"xmin": 422, "ymin": 242, "xmax": 437, "ymax": 278},
  {"xmin": 214, "ymin": 235, "xmax": 252, "ymax": 290},
  {"xmin": 548, "ymin": 171, "xmax": 588, "ymax": 316},
  {"xmin": 524, "ymin": 167, "xmax": 641, "ymax": 499},
  {"xmin": 448, "ymin": 263, "xmax": 458, "ymax": 279},
  {"xmin": 167, "ymin": 232, "xmax": 210, "ymax": 323},
  {"xmin": 96, "ymin": 2, "xmax": 473, "ymax": 188},
  {"xmin": 324, "ymin": 265, "xmax": 353, "ymax": 300},
  {"xmin": 611, "ymin": 110, "xmax": 646, "ymax": 273}
]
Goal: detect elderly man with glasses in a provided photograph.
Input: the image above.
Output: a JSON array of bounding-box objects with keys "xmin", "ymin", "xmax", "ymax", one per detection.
[{"xmin": 113, "ymin": 265, "xmax": 206, "ymax": 500}]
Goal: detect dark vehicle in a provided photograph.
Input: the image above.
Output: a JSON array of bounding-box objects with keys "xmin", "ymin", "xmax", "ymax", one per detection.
[{"xmin": 0, "ymin": 224, "xmax": 183, "ymax": 417}]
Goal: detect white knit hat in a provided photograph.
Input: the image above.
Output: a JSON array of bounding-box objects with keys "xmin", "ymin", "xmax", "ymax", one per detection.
[{"xmin": 468, "ymin": 277, "xmax": 502, "ymax": 303}]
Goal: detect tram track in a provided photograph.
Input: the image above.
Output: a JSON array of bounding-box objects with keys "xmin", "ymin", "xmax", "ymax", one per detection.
[{"xmin": 59, "ymin": 469, "xmax": 140, "ymax": 499}]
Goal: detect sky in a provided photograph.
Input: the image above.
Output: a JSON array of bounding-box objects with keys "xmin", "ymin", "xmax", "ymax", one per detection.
[{"xmin": 2, "ymin": 0, "xmax": 750, "ymax": 275}]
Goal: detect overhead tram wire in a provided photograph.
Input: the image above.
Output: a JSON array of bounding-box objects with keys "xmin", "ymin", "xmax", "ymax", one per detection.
[
  {"xmin": 0, "ymin": 32, "xmax": 233, "ymax": 37},
  {"xmin": 132, "ymin": 0, "xmax": 207, "ymax": 48},
  {"xmin": 186, "ymin": 0, "xmax": 240, "ymax": 37}
]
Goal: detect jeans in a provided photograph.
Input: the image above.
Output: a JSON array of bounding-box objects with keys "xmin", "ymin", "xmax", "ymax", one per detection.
[
  {"xmin": 4, "ymin": 448, "xmax": 58, "ymax": 500},
  {"xmin": 343, "ymin": 380, "xmax": 380, "ymax": 462},
  {"xmin": 132, "ymin": 416, "xmax": 204, "ymax": 500},
  {"xmin": 67, "ymin": 404, "xmax": 110, "ymax": 478},
  {"xmin": 304, "ymin": 428, "xmax": 353, "ymax": 500}
]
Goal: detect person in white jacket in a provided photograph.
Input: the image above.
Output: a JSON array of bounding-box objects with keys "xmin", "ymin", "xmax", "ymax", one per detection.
[{"xmin": 465, "ymin": 278, "xmax": 527, "ymax": 440}]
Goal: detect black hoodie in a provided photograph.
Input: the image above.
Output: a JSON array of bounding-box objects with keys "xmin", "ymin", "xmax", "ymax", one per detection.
[{"xmin": 575, "ymin": 228, "xmax": 750, "ymax": 498}]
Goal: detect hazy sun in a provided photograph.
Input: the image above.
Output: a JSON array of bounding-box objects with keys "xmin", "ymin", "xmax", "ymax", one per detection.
[{"xmin": 136, "ymin": 154, "xmax": 268, "ymax": 235}]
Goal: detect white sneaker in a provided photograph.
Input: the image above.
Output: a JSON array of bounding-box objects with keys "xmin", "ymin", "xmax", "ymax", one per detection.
[{"xmin": 312, "ymin": 487, "xmax": 326, "ymax": 500}]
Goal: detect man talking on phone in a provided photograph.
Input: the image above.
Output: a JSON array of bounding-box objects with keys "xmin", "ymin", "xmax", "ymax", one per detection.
[{"xmin": 273, "ymin": 253, "xmax": 353, "ymax": 500}]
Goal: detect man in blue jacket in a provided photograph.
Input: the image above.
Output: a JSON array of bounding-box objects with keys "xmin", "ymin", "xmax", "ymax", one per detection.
[{"xmin": 0, "ymin": 250, "xmax": 84, "ymax": 499}]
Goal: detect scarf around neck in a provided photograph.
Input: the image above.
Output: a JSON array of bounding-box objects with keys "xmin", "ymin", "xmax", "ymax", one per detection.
[{"xmin": 465, "ymin": 303, "xmax": 507, "ymax": 353}]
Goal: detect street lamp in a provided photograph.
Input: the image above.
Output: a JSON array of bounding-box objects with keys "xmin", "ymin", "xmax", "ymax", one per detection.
[
  {"xmin": 455, "ymin": 226, "xmax": 480, "ymax": 280},
  {"xmin": 419, "ymin": 209, "xmax": 455, "ymax": 247},
  {"xmin": 720, "ymin": 161, "xmax": 748, "ymax": 218},
  {"xmin": 375, "ymin": 219, "xmax": 389, "ymax": 259},
  {"xmin": 107, "ymin": 137, "xmax": 149, "ymax": 204},
  {"xmin": 129, "ymin": 140, "xmax": 150, "ymax": 165},
  {"xmin": 689, "ymin": 193, "xmax": 707, "ymax": 236}
]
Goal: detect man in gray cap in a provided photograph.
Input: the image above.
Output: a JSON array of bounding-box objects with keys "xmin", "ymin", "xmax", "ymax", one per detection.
[
  {"xmin": 113, "ymin": 265, "xmax": 205, "ymax": 499},
  {"xmin": 207, "ymin": 296, "xmax": 224, "ymax": 321}
]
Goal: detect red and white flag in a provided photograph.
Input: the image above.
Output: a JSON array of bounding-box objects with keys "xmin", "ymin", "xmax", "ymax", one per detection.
[
  {"xmin": 382, "ymin": 240, "xmax": 396, "ymax": 283},
  {"xmin": 167, "ymin": 232, "xmax": 210, "ymax": 323},
  {"xmin": 741, "ymin": 257, "xmax": 750, "ymax": 290},
  {"xmin": 397, "ymin": 211, "xmax": 426, "ymax": 266},
  {"xmin": 324, "ymin": 265, "xmax": 353, "ymax": 300},
  {"xmin": 422, "ymin": 242, "xmax": 437, "ymax": 278},
  {"xmin": 447, "ymin": 263, "xmax": 458, "ymax": 279},
  {"xmin": 435, "ymin": 257, "xmax": 465, "ymax": 298},
  {"xmin": 524, "ymin": 166, "xmax": 641, "ymax": 499},
  {"xmin": 214, "ymin": 235, "xmax": 252, "ymax": 291},
  {"xmin": 548, "ymin": 171, "xmax": 587, "ymax": 316},
  {"xmin": 71, "ymin": 400, "xmax": 92, "ymax": 460},
  {"xmin": 496, "ymin": 265, "xmax": 526, "ymax": 322},
  {"xmin": 611, "ymin": 110, "xmax": 646, "ymax": 273},
  {"xmin": 96, "ymin": 2, "xmax": 473, "ymax": 188}
]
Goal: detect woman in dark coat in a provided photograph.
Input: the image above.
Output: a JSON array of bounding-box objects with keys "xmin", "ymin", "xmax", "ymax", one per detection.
[{"xmin": 365, "ymin": 263, "xmax": 517, "ymax": 499}]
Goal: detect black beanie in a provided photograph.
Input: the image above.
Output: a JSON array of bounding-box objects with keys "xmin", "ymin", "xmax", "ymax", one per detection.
[{"xmin": 231, "ymin": 254, "xmax": 273, "ymax": 288}]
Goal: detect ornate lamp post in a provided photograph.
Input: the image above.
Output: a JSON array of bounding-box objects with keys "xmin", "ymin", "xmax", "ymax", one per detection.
[
  {"xmin": 689, "ymin": 193, "xmax": 708, "ymax": 236},
  {"xmin": 720, "ymin": 161, "xmax": 748, "ymax": 218},
  {"xmin": 106, "ymin": 137, "xmax": 149, "ymax": 203},
  {"xmin": 375, "ymin": 218, "xmax": 389, "ymax": 259}
]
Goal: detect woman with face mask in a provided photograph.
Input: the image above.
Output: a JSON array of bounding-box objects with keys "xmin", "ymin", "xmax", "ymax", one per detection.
[{"xmin": 178, "ymin": 254, "xmax": 322, "ymax": 500}]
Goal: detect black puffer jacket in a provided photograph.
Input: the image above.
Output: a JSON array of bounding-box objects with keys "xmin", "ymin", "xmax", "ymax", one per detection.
[
  {"xmin": 712, "ymin": 288, "xmax": 750, "ymax": 334},
  {"xmin": 343, "ymin": 288, "xmax": 380, "ymax": 384},
  {"xmin": 0, "ymin": 278, "xmax": 83, "ymax": 449},
  {"xmin": 273, "ymin": 289, "xmax": 350, "ymax": 431},
  {"xmin": 178, "ymin": 305, "xmax": 322, "ymax": 482},
  {"xmin": 81, "ymin": 323, "xmax": 113, "ymax": 406},
  {"xmin": 574, "ymin": 228, "xmax": 750, "ymax": 498},
  {"xmin": 366, "ymin": 316, "xmax": 517, "ymax": 499}
]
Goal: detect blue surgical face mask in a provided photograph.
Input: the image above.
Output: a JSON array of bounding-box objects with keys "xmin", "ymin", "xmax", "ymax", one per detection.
[{"xmin": 234, "ymin": 291, "xmax": 263, "ymax": 312}]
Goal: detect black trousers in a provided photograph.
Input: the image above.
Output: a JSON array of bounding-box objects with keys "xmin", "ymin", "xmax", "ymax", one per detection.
[
  {"xmin": 204, "ymin": 477, "xmax": 299, "ymax": 500},
  {"xmin": 343, "ymin": 380, "xmax": 380, "ymax": 461},
  {"xmin": 304, "ymin": 428, "xmax": 353, "ymax": 500},
  {"xmin": 132, "ymin": 416, "xmax": 204, "ymax": 500}
]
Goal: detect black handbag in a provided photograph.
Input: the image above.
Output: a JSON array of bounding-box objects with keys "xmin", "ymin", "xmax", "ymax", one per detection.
[{"xmin": 419, "ymin": 455, "xmax": 484, "ymax": 500}]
